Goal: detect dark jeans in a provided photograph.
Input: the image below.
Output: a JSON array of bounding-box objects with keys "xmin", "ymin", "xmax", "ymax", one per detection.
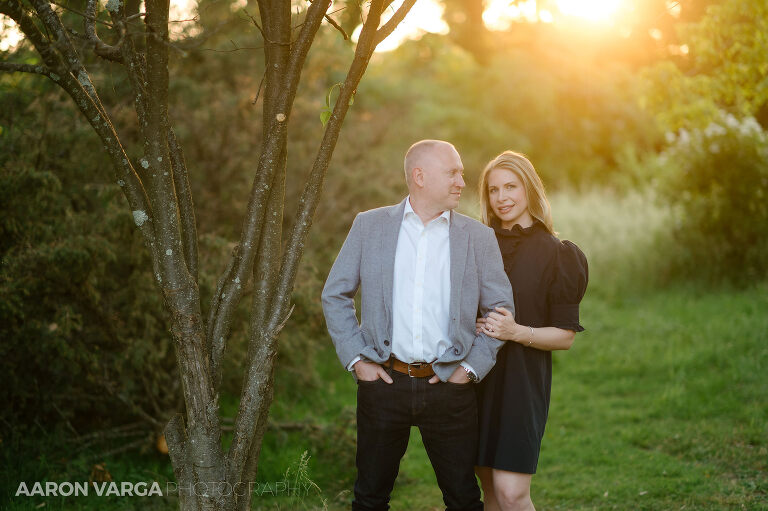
[{"xmin": 353, "ymin": 368, "xmax": 482, "ymax": 511}]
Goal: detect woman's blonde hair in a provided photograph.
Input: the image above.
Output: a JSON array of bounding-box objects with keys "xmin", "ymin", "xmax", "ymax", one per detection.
[{"xmin": 478, "ymin": 151, "xmax": 555, "ymax": 235}]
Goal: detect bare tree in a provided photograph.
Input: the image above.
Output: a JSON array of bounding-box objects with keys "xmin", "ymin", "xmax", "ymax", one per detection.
[{"xmin": 0, "ymin": 0, "xmax": 416, "ymax": 509}]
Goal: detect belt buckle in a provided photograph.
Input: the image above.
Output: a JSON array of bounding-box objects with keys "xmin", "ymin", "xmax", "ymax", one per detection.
[{"xmin": 407, "ymin": 362, "xmax": 425, "ymax": 378}]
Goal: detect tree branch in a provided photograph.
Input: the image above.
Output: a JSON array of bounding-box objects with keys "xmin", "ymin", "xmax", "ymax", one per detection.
[
  {"xmin": 375, "ymin": 0, "xmax": 417, "ymax": 45},
  {"xmin": 84, "ymin": 0, "xmax": 124, "ymax": 62},
  {"xmin": 283, "ymin": 0, "xmax": 331, "ymax": 95},
  {"xmin": 207, "ymin": 0, "xmax": 329, "ymax": 402},
  {"xmin": 168, "ymin": 127, "xmax": 199, "ymax": 281},
  {"xmin": 324, "ymin": 13, "xmax": 348, "ymax": 40},
  {"xmin": 0, "ymin": 0, "xmax": 65, "ymax": 75},
  {"xmin": 231, "ymin": 145, "xmax": 287, "ymax": 498},
  {"xmin": 225, "ymin": 0, "xmax": 395, "ymax": 494},
  {"xmin": 1, "ymin": 0, "xmax": 158, "ymax": 256},
  {"xmin": 140, "ymin": 0, "xmax": 194, "ymax": 292},
  {"xmin": 0, "ymin": 61, "xmax": 53, "ymax": 77},
  {"xmin": 270, "ymin": 0, "xmax": 398, "ymax": 331},
  {"xmin": 221, "ymin": 0, "xmax": 334, "ymax": 487},
  {"xmin": 50, "ymin": 0, "xmax": 114, "ymax": 27}
]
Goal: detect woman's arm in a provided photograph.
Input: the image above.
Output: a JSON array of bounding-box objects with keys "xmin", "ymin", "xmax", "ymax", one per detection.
[{"xmin": 478, "ymin": 307, "xmax": 575, "ymax": 351}]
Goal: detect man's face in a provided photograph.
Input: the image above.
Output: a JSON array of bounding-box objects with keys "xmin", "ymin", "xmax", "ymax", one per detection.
[{"xmin": 419, "ymin": 146, "xmax": 466, "ymax": 211}]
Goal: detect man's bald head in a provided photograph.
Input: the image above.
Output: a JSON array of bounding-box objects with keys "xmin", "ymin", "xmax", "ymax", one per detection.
[
  {"xmin": 403, "ymin": 140, "xmax": 458, "ymax": 186},
  {"xmin": 401, "ymin": 139, "xmax": 465, "ymax": 219}
]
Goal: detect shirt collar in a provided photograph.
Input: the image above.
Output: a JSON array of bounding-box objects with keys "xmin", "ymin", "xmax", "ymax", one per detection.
[{"xmin": 404, "ymin": 196, "xmax": 451, "ymax": 226}]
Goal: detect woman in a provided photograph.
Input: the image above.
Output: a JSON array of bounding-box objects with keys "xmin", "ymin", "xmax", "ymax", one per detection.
[{"xmin": 474, "ymin": 151, "xmax": 588, "ymax": 511}]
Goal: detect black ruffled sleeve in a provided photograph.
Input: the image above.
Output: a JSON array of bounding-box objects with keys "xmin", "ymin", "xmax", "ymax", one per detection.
[{"xmin": 547, "ymin": 240, "xmax": 588, "ymax": 332}]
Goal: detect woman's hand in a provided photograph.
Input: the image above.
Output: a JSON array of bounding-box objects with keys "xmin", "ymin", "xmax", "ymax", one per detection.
[
  {"xmin": 475, "ymin": 316, "xmax": 487, "ymax": 335},
  {"xmin": 482, "ymin": 308, "xmax": 578, "ymax": 350},
  {"xmin": 480, "ymin": 307, "xmax": 523, "ymax": 342}
]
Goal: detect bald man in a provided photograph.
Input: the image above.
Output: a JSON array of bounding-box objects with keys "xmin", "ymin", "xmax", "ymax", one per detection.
[{"xmin": 322, "ymin": 140, "xmax": 514, "ymax": 511}]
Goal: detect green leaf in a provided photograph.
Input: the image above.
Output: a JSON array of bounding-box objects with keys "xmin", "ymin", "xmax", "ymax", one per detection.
[
  {"xmin": 320, "ymin": 109, "xmax": 331, "ymax": 127},
  {"xmin": 320, "ymin": 82, "xmax": 347, "ymax": 125}
]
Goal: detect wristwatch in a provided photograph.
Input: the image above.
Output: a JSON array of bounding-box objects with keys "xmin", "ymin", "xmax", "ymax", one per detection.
[{"xmin": 463, "ymin": 366, "xmax": 478, "ymax": 383}]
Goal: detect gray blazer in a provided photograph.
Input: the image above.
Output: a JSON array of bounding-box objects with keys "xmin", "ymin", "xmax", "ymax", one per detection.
[{"xmin": 321, "ymin": 198, "xmax": 514, "ymax": 382}]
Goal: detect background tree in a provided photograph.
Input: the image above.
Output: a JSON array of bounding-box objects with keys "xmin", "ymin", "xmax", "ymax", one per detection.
[
  {"xmin": 643, "ymin": 0, "xmax": 768, "ymax": 130},
  {"xmin": 0, "ymin": 0, "xmax": 416, "ymax": 509}
]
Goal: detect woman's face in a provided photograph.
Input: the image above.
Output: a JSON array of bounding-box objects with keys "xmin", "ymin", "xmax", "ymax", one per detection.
[{"xmin": 487, "ymin": 168, "xmax": 532, "ymax": 229}]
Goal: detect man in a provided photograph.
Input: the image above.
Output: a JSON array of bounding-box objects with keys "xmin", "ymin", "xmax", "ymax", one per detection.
[{"xmin": 321, "ymin": 140, "xmax": 514, "ymax": 511}]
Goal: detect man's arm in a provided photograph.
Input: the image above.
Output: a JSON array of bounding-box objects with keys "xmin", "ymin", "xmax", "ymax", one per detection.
[
  {"xmin": 462, "ymin": 228, "xmax": 514, "ymax": 380},
  {"xmin": 321, "ymin": 214, "xmax": 368, "ymax": 369}
]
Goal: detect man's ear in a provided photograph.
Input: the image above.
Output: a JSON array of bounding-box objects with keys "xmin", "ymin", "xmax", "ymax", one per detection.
[{"xmin": 412, "ymin": 167, "xmax": 424, "ymax": 187}]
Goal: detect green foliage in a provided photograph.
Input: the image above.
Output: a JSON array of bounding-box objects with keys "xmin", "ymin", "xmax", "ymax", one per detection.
[
  {"xmin": 352, "ymin": 33, "xmax": 661, "ymax": 190},
  {"xmin": 636, "ymin": 0, "xmax": 768, "ymax": 286},
  {"xmin": 320, "ymin": 82, "xmax": 355, "ymax": 126},
  {"xmin": 0, "ymin": 77, "xmax": 180, "ymax": 434},
  {"xmin": 659, "ymin": 113, "xmax": 768, "ymax": 284},
  {"xmin": 643, "ymin": 0, "xmax": 768, "ymax": 131}
]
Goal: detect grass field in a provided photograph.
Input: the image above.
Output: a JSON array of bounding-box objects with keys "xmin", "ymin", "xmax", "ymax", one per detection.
[
  {"xmin": 256, "ymin": 284, "xmax": 767, "ymax": 511},
  {"xmin": 2, "ymin": 191, "xmax": 767, "ymax": 510}
]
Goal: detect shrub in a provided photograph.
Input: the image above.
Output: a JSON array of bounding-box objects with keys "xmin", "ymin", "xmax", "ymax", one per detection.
[
  {"xmin": 0, "ymin": 76, "xmax": 181, "ymax": 435},
  {"xmin": 659, "ymin": 113, "xmax": 768, "ymax": 284}
]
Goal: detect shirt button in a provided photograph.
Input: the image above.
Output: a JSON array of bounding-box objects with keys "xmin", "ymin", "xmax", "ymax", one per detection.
[{"xmin": 383, "ymin": 340, "xmax": 390, "ymax": 346}]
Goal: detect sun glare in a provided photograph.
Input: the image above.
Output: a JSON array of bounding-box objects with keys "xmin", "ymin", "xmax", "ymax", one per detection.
[
  {"xmin": 353, "ymin": 0, "xmax": 449, "ymax": 53},
  {"xmin": 556, "ymin": 0, "xmax": 623, "ymax": 22},
  {"xmin": 482, "ymin": 0, "xmax": 623, "ymax": 29},
  {"xmin": 483, "ymin": 0, "xmax": 544, "ymax": 30},
  {"xmin": 1, "ymin": 0, "xmax": 631, "ymax": 57},
  {"xmin": 1, "ymin": 14, "xmax": 24, "ymax": 52}
]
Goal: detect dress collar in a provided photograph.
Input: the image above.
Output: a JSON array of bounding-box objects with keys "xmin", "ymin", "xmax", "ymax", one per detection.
[{"xmin": 491, "ymin": 217, "xmax": 544, "ymax": 238}]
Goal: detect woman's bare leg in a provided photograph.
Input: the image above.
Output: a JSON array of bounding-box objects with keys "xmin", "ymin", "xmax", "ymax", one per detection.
[
  {"xmin": 491, "ymin": 469, "xmax": 535, "ymax": 511},
  {"xmin": 475, "ymin": 466, "xmax": 501, "ymax": 511}
]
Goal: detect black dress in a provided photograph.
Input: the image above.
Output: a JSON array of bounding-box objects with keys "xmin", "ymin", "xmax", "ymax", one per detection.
[{"xmin": 476, "ymin": 219, "xmax": 588, "ymax": 474}]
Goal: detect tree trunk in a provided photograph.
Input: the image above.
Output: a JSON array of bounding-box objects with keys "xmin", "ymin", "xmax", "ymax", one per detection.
[{"xmin": 0, "ymin": 0, "xmax": 417, "ymax": 508}]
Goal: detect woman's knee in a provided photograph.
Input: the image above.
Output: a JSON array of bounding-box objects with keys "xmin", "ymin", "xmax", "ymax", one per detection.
[
  {"xmin": 492, "ymin": 472, "xmax": 532, "ymax": 510},
  {"xmin": 495, "ymin": 485, "xmax": 529, "ymax": 507}
]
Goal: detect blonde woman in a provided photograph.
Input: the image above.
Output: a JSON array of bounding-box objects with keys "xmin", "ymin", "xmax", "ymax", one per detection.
[{"xmin": 474, "ymin": 151, "xmax": 588, "ymax": 511}]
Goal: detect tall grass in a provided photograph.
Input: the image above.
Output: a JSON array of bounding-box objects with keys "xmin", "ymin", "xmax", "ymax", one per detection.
[{"xmin": 549, "ymin": 188, "xmax": 676, "ymax": 298}]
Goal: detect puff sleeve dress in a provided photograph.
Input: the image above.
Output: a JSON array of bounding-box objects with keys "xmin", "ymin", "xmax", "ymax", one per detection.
[{"xmin": 476, "ymin": 219, "xmax": 588, "ymax": 474}]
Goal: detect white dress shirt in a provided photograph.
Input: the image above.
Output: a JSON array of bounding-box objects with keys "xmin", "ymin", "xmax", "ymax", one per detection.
[
  {"xmin": 347, "ymin": 197, "xmax": 475, "ymax": 377},
  {"xmin": 391, "ymin": 197, "xmax": 452, "ymax": 363}
]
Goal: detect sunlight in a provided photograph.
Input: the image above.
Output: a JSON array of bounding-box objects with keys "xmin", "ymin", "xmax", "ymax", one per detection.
[
  {"xmin": 353, "ymin": 0, "xmax": 449, "ymax": 53},
  {"xmin": 555, "ymin": 0, "xmax": 623, "ymax": 22},
  {"xmin": 1, "ymin": 14, "xmax": 24, "ymax": 52},
  {"xmin": 483, "ymin": 0, "xmax": 545, "ymax": 30},
  {"xmin": 0, "ymin": 1, "xmax": 201, "ymax": 51},
  {"xmin": 482, "ymin": 0, "xmax": 623, "ymax": 29},
  {"xmin": 0, "ymin": 0, "xmax": 636, "ymax": 56},
  {"xmin": 168, "ymin": 0, "xmax": 201, "ymax": 39}
]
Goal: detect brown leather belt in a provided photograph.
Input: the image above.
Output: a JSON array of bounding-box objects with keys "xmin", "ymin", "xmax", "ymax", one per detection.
[{"xmin": 385, "ymin": 357, "xmax": 435, "ymax": 378}]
